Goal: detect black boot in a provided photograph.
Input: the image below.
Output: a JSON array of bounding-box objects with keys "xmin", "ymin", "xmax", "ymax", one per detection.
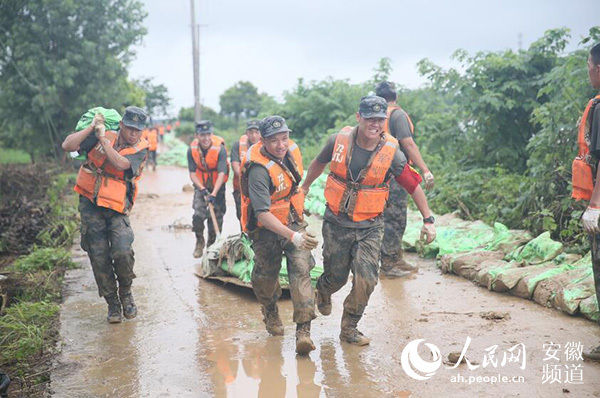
[
  {"xmin": 296, "ymin": 322, "xmax": 316, "ymax": 355},
  {"xmin": 105, "ymin": 294, "xmax": 122, "ymax": 324},
  {"xmin": 119, "ymin": 286, "xmax": 137, "ymax": 319},
  {"xmin": 339, "ymin": 311, "xmax": 370, "ymax": 346}
]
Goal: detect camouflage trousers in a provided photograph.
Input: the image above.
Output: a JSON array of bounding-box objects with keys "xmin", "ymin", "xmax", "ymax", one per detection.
[
  {"xmin": 192, "ymin": 187, "xmax": 226, "ymax": 247},
  {"xmin": 232, "ymin": 189, "xmax": 242, "ymax": 221},
  {"xmin": 317, "ymin": 220, "xmax": 384, "ymax": 317},
  {"xmin": 381, "ymin": 180, "xmax": 408, "ymax": 261},
  {"xmin": 250, "ymin": 222, "xmax": 316, "ymax": 324},
  {"xmin": 588, "ymin": 233, "xmax": 600, "ymax": 318},
  {"xmin": 79, "ymin": 196, "xmax": 135, "ymax": 298}
]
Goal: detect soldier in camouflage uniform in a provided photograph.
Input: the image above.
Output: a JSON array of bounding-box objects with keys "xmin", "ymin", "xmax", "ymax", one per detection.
[
  {"xmin": 578, "ymin": 43, "xmax": 600, "ymax": 361},
  {"xmin": 187, "ymin": 121, "xmax": 228, "ymax": 257},
  {"xmin": 62, "ymin": 107, "xmax": 149, "ymax": 323},
  {"xmin": 241, "ymin": 116, "xmax": 319, "ymax": 355},
  {"xmin": 302, "ymin": 96, "xmax": 436, "ymax": 346},
  {"xmin": 376, "ymin": 81, "xmax": 435, "ymax": 278}
]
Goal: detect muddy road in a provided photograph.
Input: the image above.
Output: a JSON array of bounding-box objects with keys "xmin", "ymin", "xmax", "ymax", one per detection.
[{"xmin": 51, "ymin": 166, "xmax": 600, "ymax": 397}]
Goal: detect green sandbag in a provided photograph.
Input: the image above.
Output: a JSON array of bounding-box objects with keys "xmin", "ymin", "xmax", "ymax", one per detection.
[
  {"xmin": 158, "ymin": 134, "xmax": 188, "ymax": 167},
  {"xmin": 75, "ymin": 107, "xmax": 122, "ymax": 132},
  {"xmin": 212, "ymin": 234, "xmax": 324, "ymax": 288},
  {"xmin": 505, "ymin": 231, "xmax": 563, "ymax": 265},
  {"xmin": 484, "ymin": 223, "xmax": 532, "ymax": 254}
]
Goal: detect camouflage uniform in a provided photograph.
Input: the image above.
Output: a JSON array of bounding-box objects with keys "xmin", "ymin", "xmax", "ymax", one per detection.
[
  {"xmin": 250, "ymin": 221, "xmax": 316, "ymax": 324},
  {"xmin": 381, "ymin": 180, "xmax": 408, "ymax": 262},
  {"xmin": 192, "ymin": 186, "xmax": 226, "ymax": 248},
  {"xmin": 79, "ymin": 196, "xmax": 136, "ymax": 298},
  {"xmin": 317, "ymin": 220, "xmax": 384, "ymax": 317}
]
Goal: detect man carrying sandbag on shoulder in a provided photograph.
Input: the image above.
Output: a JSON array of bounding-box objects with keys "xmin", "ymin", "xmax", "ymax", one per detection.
[{"xmin": 62, "ymin": 106, "xmax": 149, "ymax": 323}]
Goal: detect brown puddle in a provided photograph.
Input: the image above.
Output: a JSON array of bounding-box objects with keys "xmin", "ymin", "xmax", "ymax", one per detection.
[{"xmin": 51, "ymin": 166, "xmax": 600, "ymax": 397}]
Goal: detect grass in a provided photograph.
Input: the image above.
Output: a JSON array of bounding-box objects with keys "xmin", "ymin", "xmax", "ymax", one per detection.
[
  {"xmin": 10, "ymin": 247, "xmax": 75, "ymax": 273},
  {"xmin": 0, "ymin": 147, "xmax": 31, "ymax": 164},
  {"xmin": 0, "ymin": 169, "xmax": 79, "ymax": 395},
  {"xmin": 0, "ymin": 301, "xmax": 59, "ymax": 368}
]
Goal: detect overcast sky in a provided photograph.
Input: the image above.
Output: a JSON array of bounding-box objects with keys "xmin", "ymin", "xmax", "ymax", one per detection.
[{"xmin": 129, "ymin": 0, "xmax": 599, "ymax": 116}]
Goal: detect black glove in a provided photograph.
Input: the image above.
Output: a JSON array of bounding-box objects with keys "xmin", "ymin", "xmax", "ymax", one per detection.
[
  {"xmin": 206, "ymin": 195, "xmax": 216, "ymax": 205},
  {"xmin": 198, "ymin": 188, "xmax": 209, "ymax": 197}
]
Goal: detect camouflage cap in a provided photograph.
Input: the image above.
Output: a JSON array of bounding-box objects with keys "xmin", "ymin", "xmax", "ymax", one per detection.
[
  {"xmin": 195, "ymin": 120, "xmax": 214, "ymax": 134},
  {"xmin": 358, "ymin": 95, "xmax": 388, "ymax": 119},
  {"xmin": 246, "ymin": 119, "xmax": 260, "ymax": 131},
  {"xmin": 259, "ymin": 115, "xmax": 291, "ymax": 138},
  {"xmin": 121, "ymin": 106, "xmax": 148, "ymax": 131}
]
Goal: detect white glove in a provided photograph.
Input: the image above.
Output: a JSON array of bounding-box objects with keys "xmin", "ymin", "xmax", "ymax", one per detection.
[
  {"xmin": 291, "ymin": 231, "xmax": 318, "ymax": 250},
  {"xmin": 582, "ymin": 207, "xmax": 600, "ymax": 233},
  {"xmin": 423, "ymin": 171, "xmax": 434, "ymax": 190},
  {"xmin": 91, "ymin": 113, "xmax": 105, "ymax": 128},
  {"xmin": 420, "ymin": 223, "xmax": 436, "ymax": 244}
]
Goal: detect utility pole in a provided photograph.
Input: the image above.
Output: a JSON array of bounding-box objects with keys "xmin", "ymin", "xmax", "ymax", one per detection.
[{"xmin": 190, "ymin": 0, "xmax": 201, "ymax": 122}]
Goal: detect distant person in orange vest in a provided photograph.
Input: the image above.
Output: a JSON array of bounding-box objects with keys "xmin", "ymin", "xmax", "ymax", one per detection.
[
  {"xmin": 375, "ymin": 81, "xmax": 435, "ymax": 278},
  {"xmin": 576, "ymin": 42, "xmax": 600, "ymax": 361},
  {"xmin": 158, "ymin": 125, "xmax": 165, "ymax": 142},
  {"xmin": 61, "ymin": 107, "xmax": 149, "ymax": 323},
  {"xmin": 302, "ymin": 96, "xmax": 436, "ymax": 346},
  {"xmin": 167, "ymin": 123, "xmax": 172, "ymax": 133},
  {"xmin": 144, "ymin": 127, "xmax": 159, "ymax": 171},
  {"xmin": 240, "ymin": 115, "xmax": 318, "ymax": 355},
  {"xmin": 187, "ymin": 120, "xmax": 229, "ymax": 257},
  {"xmin": 231, "ymin": 120, "xmax": 261, "ymax": 223}
]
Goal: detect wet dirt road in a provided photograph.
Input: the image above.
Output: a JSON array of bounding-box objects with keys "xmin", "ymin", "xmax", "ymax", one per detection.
[{"xmin": 51, "ymin": 166, "xmax": 600, "ymax": 397}]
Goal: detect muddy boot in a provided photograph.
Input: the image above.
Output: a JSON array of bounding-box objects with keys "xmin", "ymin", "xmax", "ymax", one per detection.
[
  {"xmin": 119, "ymin": 288, "xmax": 137, "ymax": 319},
  {"xmin": 380, "ymin": 255, "xmax": 411, "ymax": 279},
  {"xmin": 261, "ymin": 304, "xmax": 284, "ymax": 336},
  {"xmin": 339, "ymin": 311, "xmax": 370, "ymax": 346},
  {"xmin": 295, "ymin": 322, "xmax": 315, "ymax": 355},
  {"xmin": 193, "ymin": 236, "xmax": 204, "ymax": 258},
  {"xmin": 396, "ymin": 250, "xmax": 418, "ymax": 272},
  {"xmin": 316, "ymin": 289, "xmax": 332, "ymax": 316},
  {"xmin": 105, "ymin": 295, "xmax": 122, "ymax": 324},
  {"xmin": 583, "ymin": 344, "xmax": 600, "ymax": 361}
]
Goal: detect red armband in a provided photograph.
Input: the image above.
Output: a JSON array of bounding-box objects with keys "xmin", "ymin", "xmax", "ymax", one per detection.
[{"xmin": 394, "ymin": 164, "xmax": 422, "ymax": 194}]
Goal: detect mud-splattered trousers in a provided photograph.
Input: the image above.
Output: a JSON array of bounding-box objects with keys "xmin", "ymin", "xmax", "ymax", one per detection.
[
  {"xmin": 381, "ymin": 180, "xmax": 408, "ymax": 262},
  {"xmin": 588, "ymin": 233, "xmax": 600, "ymax": 317},
  {"xmin": 79, "ymin": 196, "xmax": 135, "ymax": 298},
  {"xmin": 250, "ymin": 221, "xmax": 316, "ymax": 324},
  {"xmin": 192, "ymin": 186, "xmax": 226, "ymax": 247},
  {"xmin": 317, "ymin": 220, "xmax": 384, "ymax": 317}
]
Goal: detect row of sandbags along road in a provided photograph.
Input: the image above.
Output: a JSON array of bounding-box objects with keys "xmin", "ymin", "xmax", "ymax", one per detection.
[{"xmin": 303, "ymin": 173, "xmax": 599, "ymax": 322}]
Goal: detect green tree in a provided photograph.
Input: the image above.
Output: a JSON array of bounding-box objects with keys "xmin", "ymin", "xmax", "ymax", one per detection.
[
  {"xmin": 134, "ymin": 77, "xmax": 171, "ymax": 120},
  {"xmin": 372, "ymin": 57, "xmax": 393, "ymax": 84},
  {"xmin": 0, "ymin": 0, "xmax": 147, "ymax": 160},
  {"xmin": 219, "ymin": 81, "xmax": 263, "ymax": 125}
]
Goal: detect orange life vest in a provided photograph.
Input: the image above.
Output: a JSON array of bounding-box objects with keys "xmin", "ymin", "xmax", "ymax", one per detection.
[
  {"xmin": 572, "ymin": 94, "xmax": 600, "ymax": 201},
  {"xmin": 233, "ymin": 135, "xmax": 250, "ymax": 192},
  {"xmin": 159, "ymin": 126, "xmax": 165, "ymax": 136},
  {"xmin": 74, "ymin": 130, "xmax": 148, "ymax": 214},
  {"xmin": 383, "ymin": 103, "xmax": 414, "ymax": 136},
  {"xmin": 324, "ymin": 126, "xmax": 398, "ymax": 222},
  {"xmin": 240, "ymin": 140, "xmax": 304, "ymax": 232},
  {"xmin": 145, "ymin": 129, "xmax": 158, "ymax": 151},
  {"xmin": 190, "ymin": 135, "xmax": 229, "ymax": 189}
]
